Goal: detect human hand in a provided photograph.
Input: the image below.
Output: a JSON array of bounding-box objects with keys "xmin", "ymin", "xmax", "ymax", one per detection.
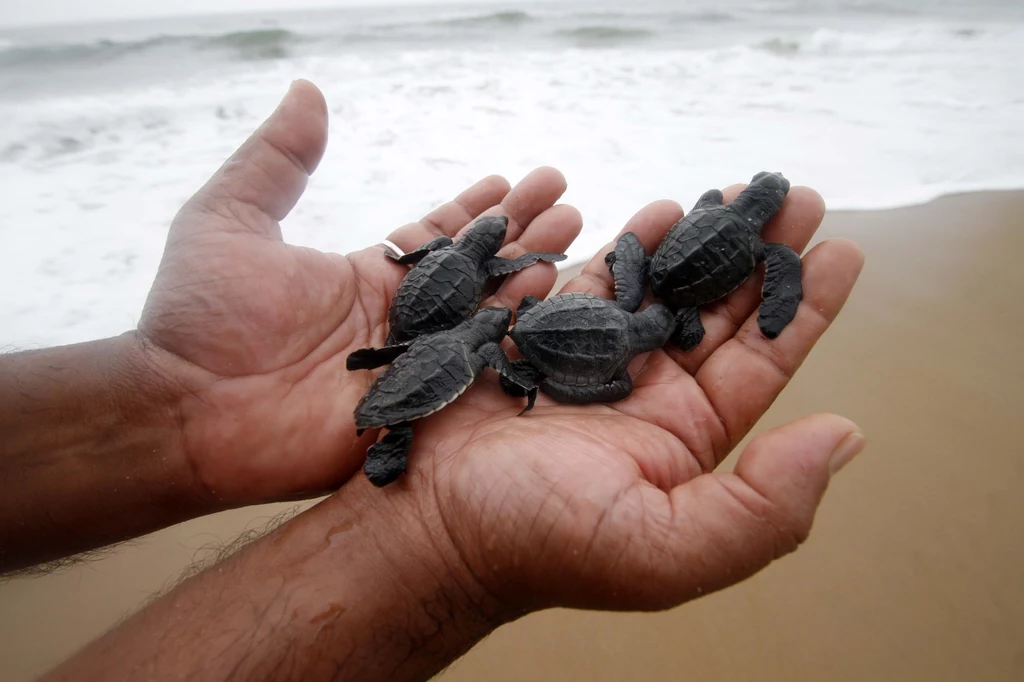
[
  {"xmin": 138, "ymin": 80, "xmax": 582, "ymax": 505},
  {"xmin": 364, "ymin": 186, "xmax": 865, "ymax": 617}
]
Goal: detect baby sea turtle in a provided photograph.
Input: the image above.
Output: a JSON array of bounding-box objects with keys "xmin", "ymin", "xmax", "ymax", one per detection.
[
  {"xmin": 647, "ymin": 171, "xmax": 802, "ymax": 350},
  {"xmin": 347, "ymin": 307, "xmax": 535, "ymax": 487},
  {"xmin": 384, "ymin": 215, "xmax": 566, "ymax": 343},
  {"xmin": 502, "ymin": 232, "xmax": 676, "ymax": 404}
]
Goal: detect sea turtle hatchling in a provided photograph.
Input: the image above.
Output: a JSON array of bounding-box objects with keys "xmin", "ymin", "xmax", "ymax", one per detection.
[
  {"xmin": 647, "ymin": 171, "xmax": 803, "ymax": 350},
  {"xmin": 501, "ymin": 232, "xmax": 676, "ymax": 404},
  {"xmin": 383, "ymin": 215, "xmax": 567, "ymax": 344},
  {"xmin": 347, "ymin": 307, "xmax": 536, "ymax": 487}
]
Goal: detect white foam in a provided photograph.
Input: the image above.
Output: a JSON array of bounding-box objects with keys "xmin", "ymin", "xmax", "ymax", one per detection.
[{"xmin": 1, "ymin": 12, "xmax": 1023, "ymax": 348}]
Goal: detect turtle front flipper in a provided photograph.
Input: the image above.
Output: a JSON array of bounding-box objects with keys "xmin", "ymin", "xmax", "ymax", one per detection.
[
  {"xmin": 670, "ymin": 307, "xmax": 705, "ymax": 351},
  {"xmin": 364, "ymin": 423, "xmax": 414, "ymax": 487},
  {"xmin": 484, "ymin": 252, "xmax": 566, "ymax": 278},
  {"xmin": 384, "ymin": 235, "xmax": 453, "ymax": 265},
  {"xmin": 541, "ymin": 373, "xmax": 633, "ymax": 404},
  {"xmin": 604, "ymin": 231, "xmax": 646, "ymax": 313},
  {"xmin": 346, "ymin": 343, "xmax": 412, "ymax": 371},
  {"xmin": 759, "ymin": 242, "xmax": 803, "ymax": 339},
  {"xmin": 478, "ymin": 343, "xmax": 539, "ymax": 413}
]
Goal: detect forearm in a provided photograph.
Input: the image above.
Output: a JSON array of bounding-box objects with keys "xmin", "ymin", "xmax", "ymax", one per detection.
[
  {"xmin": 42, "ymin": 479, "xmax": 500, "ymax": 682},
  {"xmin": 0, "ymin": 332, "xmax": 210, "ymax": 573}
]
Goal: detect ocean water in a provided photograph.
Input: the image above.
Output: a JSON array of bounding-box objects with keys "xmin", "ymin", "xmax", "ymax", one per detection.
[{"xmin": 1, "ymin": 0, "xmax": 1022, "ymax": 347}]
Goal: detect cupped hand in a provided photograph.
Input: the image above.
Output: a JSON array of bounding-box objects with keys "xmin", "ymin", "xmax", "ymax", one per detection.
[
  {"xmin": 373, "ymin": 185, "xmax": 866, "ymax": 617},
  {"xmin": 138, "ymin": 80, "xmax": 582, "ymax": 505}
]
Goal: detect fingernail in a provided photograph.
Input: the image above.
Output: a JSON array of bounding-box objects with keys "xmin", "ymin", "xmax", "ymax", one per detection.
[{"xmin": 828, "ymin": 432, "xmax": 865, "ymax": 476}]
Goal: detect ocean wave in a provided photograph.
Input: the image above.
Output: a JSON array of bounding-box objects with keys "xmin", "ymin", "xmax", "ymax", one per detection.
[
  {"xmin": 554, "ymin": 26, "xmax": 655, "ymax": 46},
  {"xmin": 573, "ymin": 9, "xmax": 735, "ymax": 24},
  {"xmin": 754, "ymin": 25, "xmax": 982, "ymax": 56},
  {"xmin": 437, "ymin": 10, "xmax": 536, "ymax": 28},
  {"xmin": 0, "ymin": 27, "xmax": 304, "ymax": 69},
  {"xmin": 674, "ymin": 10, "xmax": 736, "ymax": 24},
  {"xmin": 836, "ymin": 0, "xmax": 920, "ymax": 16},
  {"xmin": 199, "ymin": 28, "xmax": 298, "ymax": 60}
]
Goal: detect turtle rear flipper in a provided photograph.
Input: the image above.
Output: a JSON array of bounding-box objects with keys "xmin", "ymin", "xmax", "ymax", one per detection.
[
  {"xmin": 346, "ymin": 343, "xmax": 412, "ymax": 371},
  {"xmin": 485, "ymin": 252, "xmax": 566, "ymax": 278},
  {"xmin": 604, "ymin": 232, "xmax": 646, "ymax": 313},
  {"xmin": 364, "ymin": 423, "xmax": 414, "ymax": 487},
  {"xmin": 759, "ymin": 242, "xmax": 802, "ymax": 339},
  {"xmin": 517, "ymin": 295, "xmax": 543, "ymax": 318},
  {"xmin": 384, "ymin": 235, "xmax": 453, "ymax": 265},
  {"xmin": 671, "ymin": 307, "xmax": 705, "ymax": 351},
  {"xmin": 478, "ymin": 343, "xmax": 538, "ymax": 413}
]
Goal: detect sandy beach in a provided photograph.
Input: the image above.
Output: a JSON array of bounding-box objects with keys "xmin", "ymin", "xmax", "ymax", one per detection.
[{"xmin": 2, "ymin": 190, "xmax": 1023, "ymax": 681}]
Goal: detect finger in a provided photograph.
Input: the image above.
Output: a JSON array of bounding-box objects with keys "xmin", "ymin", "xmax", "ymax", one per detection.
[
  {"xmin": 385, "ymin": 174, "xmax": 511, "ymax": 254},
  {"xmin": 598, "ymin": 414, "xmax": 864, "ymax": 610},
  {"xmin": 697, "ymin": 238, "xmax": 865, "ymax": 456},
  {"xmin": 182, "ymin": 80, "xmax": 329, "ymax": 239},
  {"xmin": 483, "ymin": 204, "xmax": 583, "ymax": 312},
  {"xmin": 670, "ymin": 185, "xmax": 827, "ymax": 372},
  {"xmin": 456, "ymin": 166, "xmax": 569, "ymax": 245},
  {"xmin": 559, "ymin": 199, "xmax": 685, "ymax": 299}
]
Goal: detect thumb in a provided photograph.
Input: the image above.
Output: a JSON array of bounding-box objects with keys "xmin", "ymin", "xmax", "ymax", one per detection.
[
  {"xmin": 612, "ymin": 414, "xmax": 865, "ymax": 610},
  {"xmin": 185, "ymin": 79, "xmax": 329, "ymax": 235}
]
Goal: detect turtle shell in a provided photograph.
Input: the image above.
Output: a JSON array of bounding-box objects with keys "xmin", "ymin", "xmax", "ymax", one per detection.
[
  {"xmin": 649, "ymin": 208, "xmax": 762, "ymax": 308},
  {"xmin": 388, "ymin": 250, "xmax": 484, "ymax": 343},
  {"xmin": 354, "ymin": 334, "xmax": 477, "ymax": 429},
  {"xmin": 511, "ymin": 293, "xmax": 632, "ymax": 386}
]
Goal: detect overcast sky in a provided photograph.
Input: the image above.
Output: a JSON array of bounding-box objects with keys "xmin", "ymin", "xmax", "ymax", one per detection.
[{"xmin": 0, "ymin": 0, "xmax": 516, "ymax": 28}]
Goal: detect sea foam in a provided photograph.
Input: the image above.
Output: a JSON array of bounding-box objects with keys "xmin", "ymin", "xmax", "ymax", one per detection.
[{"xmin": 0, "ymin": 0, "xmax": 1022, "ymax": 347}]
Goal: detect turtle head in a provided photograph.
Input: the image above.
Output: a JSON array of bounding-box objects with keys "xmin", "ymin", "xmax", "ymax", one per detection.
[
  {"xmin": 732, "ymin": 172, "xmax": 791, "ymax": 232},
  {"xmin": 458, "ymin": 216, "xmax": 509, "ymax": 259},
  {"xmin": 468, "ymin": 306, "xmax": 514, "ymax": 341}
]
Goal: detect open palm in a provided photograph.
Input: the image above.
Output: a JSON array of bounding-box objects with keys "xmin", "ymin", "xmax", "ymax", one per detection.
[
  {"xmin": 374, "ymin": 187, "xmax": 866, "ymax": 615},
  {"xmin": 138, "ymin": 81, "xmax": 581, "ymax": 506}
]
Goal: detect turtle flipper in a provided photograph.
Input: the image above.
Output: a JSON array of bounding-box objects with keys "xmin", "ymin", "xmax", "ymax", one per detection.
[
  {"xmin": 346, "ymin": 343, "xmax": 412, "ymax": 371},
  {"xmin": 541, "ymin": 373, "xmax": 633, "ymax": 404},
  {"xmin": 517, "ymin": 295, "xmax": 542, "ymax": 318},
  {"xmin": 670, "ymin": 307, "xmax": 705, "ymax": 351},
  {"xmin": 484, "ymin": 252, "xmax": 566, "ymax": 278},
  {"xmin": 692, "ymin": 188, "xmax": 724, "ymax": 211},
  {"xmin": 385, "ymin": 235, "xmax": 453, "ymax": 265},
  {"xmin": 759, "ymin": 242, "xmax": 803, "ymax": 339},
  {"xmin": 604, "ymin": 231, "xmax": 646, "ymax": 313},
  {"xmin": 478, "ymin": 343, "xmax": 539, "ymax": 413},
  {"xmin": 364, "ymin": 423, "xmax": 414, "ymax": 487}
]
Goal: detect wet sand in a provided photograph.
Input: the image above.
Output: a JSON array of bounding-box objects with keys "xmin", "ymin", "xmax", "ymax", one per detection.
[{"xmin": 2, "ymin": 191, "xmax": 1023, "ymax": 681}]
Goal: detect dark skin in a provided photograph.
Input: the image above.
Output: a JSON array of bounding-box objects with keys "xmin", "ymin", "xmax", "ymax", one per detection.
[{"xmin": 1, "ymin": 80, "xmax": 866, "ymax": 680}]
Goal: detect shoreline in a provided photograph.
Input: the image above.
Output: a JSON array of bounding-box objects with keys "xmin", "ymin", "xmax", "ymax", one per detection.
[{"xmin": 1, "ymin": 189, "xmax": 1023, "ymax": 681}]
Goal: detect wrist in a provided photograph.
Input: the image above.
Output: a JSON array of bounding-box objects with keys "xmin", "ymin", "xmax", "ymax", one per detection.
[
  {"xmin": 112, "ymin": 329, "xmax": 218, "ymax": 510},
  {"xmin": 259, "ymin": 479, "xmax": 509, "ymax": 680},
  {"xmin": 41, "ymin": 474, "xmax": 510, "ymax": 682},
  {"xmin": 0, "ymin": 331, "xmax": 214, "ymax": 572}
]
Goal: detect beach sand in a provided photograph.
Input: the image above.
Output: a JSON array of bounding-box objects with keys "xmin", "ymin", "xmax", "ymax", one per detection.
[{"xmin": 2, "ymin": 191, "xmax": 1023, "ymax": 681}]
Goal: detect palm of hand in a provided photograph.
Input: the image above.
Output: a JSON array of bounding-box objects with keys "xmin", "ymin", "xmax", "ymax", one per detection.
[
  {"xmin": 138, "ymin": 81, "xmax": 580, "ymax": 504},
  {"xmin": 141, "ymin": 214, "xmax": 379, "ymax": 502}
]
